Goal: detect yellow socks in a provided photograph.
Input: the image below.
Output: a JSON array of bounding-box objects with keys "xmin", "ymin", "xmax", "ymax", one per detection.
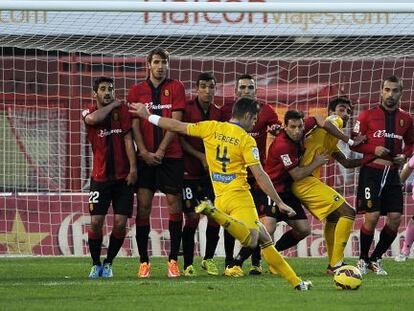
[
  {"xmin": 330, "ymin": 216, "xmax": 354, "ymax": 267},
  {"xmin": 208, "ymin": 208, "xmax": 252, "ymax": 247},
  {"xmin": 323, "ymin": 221, "xmax": 336, "ymax": 262},
  {"xmin": 261, "ymin": 242, "xmax": 301, "ymax": 287}
]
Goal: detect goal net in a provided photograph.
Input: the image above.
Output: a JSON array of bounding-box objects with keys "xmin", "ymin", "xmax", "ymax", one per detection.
[{"xmin": 1, "ymin": 1, "xmax": 414, "ymax": 258}]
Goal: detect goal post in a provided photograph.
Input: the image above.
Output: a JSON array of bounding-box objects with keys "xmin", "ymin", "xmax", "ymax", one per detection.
[{"xmin": 1, "ymin": 1, "xmax": 413, "ymax": 258}]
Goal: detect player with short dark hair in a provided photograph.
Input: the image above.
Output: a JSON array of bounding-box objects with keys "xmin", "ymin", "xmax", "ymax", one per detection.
[
  {"xmin": 352, "ymin": 75, "xmax": 414, "ymax": 275},
  {"xmin": 222, "ymin": 74, "xmax": 281, "ymax": 276},
  {"xmin": 82, "ymin": 76, "xmax": 137, "ymax": 278},
  {"xmin": 180, "ymin": 72, "xmax": 221, "ymax": 276},
  {"xmin": 129, "ymin": 97, "xmax": 313, "ymax": 290},
  {"xmin": 292, "ymin": 97, "xmax": 364, "ymax": 274},
  {"xmin": 127, "ymin": 48, "xmax": 186, "ymax": 278}
]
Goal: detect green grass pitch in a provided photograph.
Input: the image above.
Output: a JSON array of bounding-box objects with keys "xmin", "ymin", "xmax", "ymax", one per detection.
[{"xmin": 1, "ymin": 257, "xmax": 413, "ymax": 311}]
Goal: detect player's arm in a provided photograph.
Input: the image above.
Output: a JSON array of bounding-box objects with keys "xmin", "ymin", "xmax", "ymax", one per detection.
[
  {"xmin": 124, "ymin": 131, "xmax": 138, "ymax": 185},
  {"xmin": 180, "ymin": 137, "xmax": 208, "ymax": 171},
  {"xmin": 84, "ymin": 100, "xmax": 121, "ymax": 125},
  {"xmin": 132, "ymin": 118, "xmax": 161, "ymax": 166},
  {"xmin": 129, "ymin": 102, "xmax": 189, "ymax": 135},
  {"xmin": 155, "ymin": 110, "xmax": 183, "ymax": 159},
  {"xmin": 331, "ymin": 150, "xmax": 362, "ymax": 168},
  {"xmin": 400, "ymin": 155, "xmax": 414, "ymax": 182},
  {"xmin": 249, "ymin": 163, "xmax": 296, "ymax": 217},
  {"xmin": 395, "ymin": 117, "xmax": 414, "ymax": 166},
  {"xmin": 313, "ymin": 115, "xmax": 364, "ymax": 147},
  {"xmin": 349, "ymin": 112, "xmax": 388, "ymax": 156},
  {"xmin": 288, "ymin": 153, "xmax": 330, "ymax": 180}
]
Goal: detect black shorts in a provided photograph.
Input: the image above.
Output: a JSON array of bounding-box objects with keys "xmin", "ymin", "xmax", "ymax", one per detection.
[
  {"xmin": 182, "ymin": 177, "xmax": 215, "ymax": 214},
  {"xmin": 136, "ymin": 158, "xmax": 184, "ymax": 195},
  {"xmin": 248, "ymin": 177, "xmax": 267, "ymax": 216},
  {"xmin": 357, "ymin": 166, "xmax": 403, "ymax": 215},
  {"xmin": 89, "ymin": 179, "xmax": 134, "ymax": 217},
  {"xmin": 256, "ymin": 190, "xmax": 307, "ymax": 222}
]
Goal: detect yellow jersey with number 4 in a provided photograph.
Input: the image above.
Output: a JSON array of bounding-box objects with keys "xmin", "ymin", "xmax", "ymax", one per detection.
[
  {"xmin": 187, "ymin": 120, "xmax": 260, "ymax": 197},
  {"xmin": 300, "ymin": 115, "xmax": 343, "ymax": 178}
]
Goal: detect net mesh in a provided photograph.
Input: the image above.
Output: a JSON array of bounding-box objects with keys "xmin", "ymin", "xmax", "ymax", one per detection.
[{"xmin": 0, "ymin": 8, "xmax": 413, "ymax": 258}]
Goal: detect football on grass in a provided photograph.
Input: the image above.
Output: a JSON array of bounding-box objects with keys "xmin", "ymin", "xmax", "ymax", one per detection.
[{"xmin": 333, "ymin": 265, "xmax": 362, "ymax": 290}]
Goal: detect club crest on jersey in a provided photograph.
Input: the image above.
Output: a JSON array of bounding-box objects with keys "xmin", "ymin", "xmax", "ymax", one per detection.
[
  {"xmin": 400, "ymin": 119, "xmax": 404, "ymax": 127},
  {"xmin": 252, "ymin": 147, "xmax": 260, "ymax": 160},
  {"xmin": 281, "ymin": 154, "xmax": 292, "ymax": 167},
  {"xmin": 164, "ymin": 89, "xmax": 170, "ymax": 97},
  {"xmin": 112, "ymin": 111, "xmax": 119, "ymax": 121}
]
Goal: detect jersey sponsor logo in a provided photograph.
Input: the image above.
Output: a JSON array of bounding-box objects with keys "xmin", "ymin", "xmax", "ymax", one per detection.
[
  {"xmin": 353, "ymin": 120, "xmax": 360, "ymax": 133},
  {"xmin": 211, "ymin": 172, "xmax": 236, "ymax": 183},
  {"xmin": 281, "ymin": 154, "xmax": 292, "ymax": 167},
  {"xmin": 249, "ymin": 131, "xmax": 260, "ymax": 138},
  {"xmin": 252, "ymin": 147, "xmax": 260, "ymax": 160},
  {"xmin": 145, "ymin": 102, "xmax": 172, "ymax": 111},
  {"xmin": 372, "ymin": 130, "xmax": 403, "ymax": 140},
  {"xmin": 98, "ymin": 128, "xmax": 122, "ymax": 137}
]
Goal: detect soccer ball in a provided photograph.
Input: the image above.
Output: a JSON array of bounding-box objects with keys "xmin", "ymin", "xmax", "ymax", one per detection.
[{"xmin": 333, "ymin": 265, "xmax": 362, "ymax": 290}]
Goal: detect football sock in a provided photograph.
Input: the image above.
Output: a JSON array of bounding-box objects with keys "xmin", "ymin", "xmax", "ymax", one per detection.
[
  {"xmin": 136, "ymin": 218, "xmax": 150, "ymax": 263},
  {"xmin": 330, "ymin": 216, "xmax": 354, "ymax": 267},
  {"xmin": 275, "ymin": 229, "xmax": 303, "ymax": 252},
  {"xmin": 359, "ymin": 224, "xmax": 374, "ymax": 261},
  {"xmin": 323, "ymin": 221, "xmax": 337, "ymax": 262},
  {"xmin": 208, "ymin": 208, "xmax": 252, "ymax": 249},
  {"xmin": 234, "ymin": 246, "xmax": 254, "ymax": 267},
  {"xmin": 224, "ymin": 230, "xmax": 236, "ymax": 267},
  {"xmin": 182, "ymin": 217, "xmax": 198, "ymax": 269},
  {"xmin": 402, "ymin": 219, "xmax": 414, "ymax": 255},
  {"xmin": 168, "ymin": 213, "xmax": 183, "ymax": 262},
  {"xmin": 105, "ymin": 229, "xmax": 126, "ymax": 264},
  {"xmin": 260, "ymin": 241, "xmax": 302, "ymax": 287},
  {"xmin": 88, "ymin": 229, "xmax": 103, "ymax": 266},
  {"xmin": 251, "ymin": 245, "xmax": 262, "ymax": 266},
  {"xmin": 204, "ymin": 221, "xmax": 220, "ymax": 260},
  {"xmin": 370, "ymin": 225, "xmax": 397, "ymax": 261}
]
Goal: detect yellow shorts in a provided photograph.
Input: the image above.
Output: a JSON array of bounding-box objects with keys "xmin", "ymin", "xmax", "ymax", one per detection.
[
  {"xmin": 215, "ymin": 190, "xmax": 259, "ymax": 230},
  {"xmin": 291, "ymin": 176, "xmax": 345, "ymax": 221}
]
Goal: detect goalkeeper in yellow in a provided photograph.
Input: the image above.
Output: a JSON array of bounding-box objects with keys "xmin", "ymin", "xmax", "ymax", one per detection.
[
  {"xmin": 130, "ymin": 97, "xmax": 311, "ymax": 290},
  {"xmin": 292, "ymin": 97, "xmax": 363, "ymax": 273}
]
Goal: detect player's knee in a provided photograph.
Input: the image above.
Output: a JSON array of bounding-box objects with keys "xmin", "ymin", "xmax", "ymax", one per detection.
[
  {"xmin": 338, "ymin": 203, "xmax": 356, "ymax": 219},
  {"xmin": 241, "ymin": 230, "xmax": 259, "ymax": 248},
  {"xmin": 184, "ymin": 215, "xmax": 199, "ymax": 228}
]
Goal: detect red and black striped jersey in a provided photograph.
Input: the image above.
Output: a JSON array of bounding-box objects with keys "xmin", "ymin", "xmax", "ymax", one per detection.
[
  {"xmin": 182, "ymin": 97, "xmax": 222, "ymax": 180},
  {"xmin": 127, "ymin": 78, "xmax": 186, "ymax": 158},
  {"xmin": 265, "ymin": 117, "xmax": 316, "ymax": 192},
  {"xmin": 351, "ymin": 105, "xmax": 414, "ymax": 169},
  {"xmin": 82, "ymin": 103, "xmax": 132, "ymax": 182}
]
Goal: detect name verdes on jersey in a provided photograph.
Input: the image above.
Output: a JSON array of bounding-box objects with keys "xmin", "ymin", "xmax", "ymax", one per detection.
[{"xmin": 213, "ymin": 132, "xmax": 240, "ymax": 145}]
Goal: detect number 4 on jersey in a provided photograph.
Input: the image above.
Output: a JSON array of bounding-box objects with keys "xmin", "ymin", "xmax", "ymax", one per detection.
[{"xmin": 216, "ymin": 145, "xmax": 230, "ymax": 172}]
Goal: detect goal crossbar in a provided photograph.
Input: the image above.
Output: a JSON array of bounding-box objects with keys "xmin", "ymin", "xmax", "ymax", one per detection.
[{"xmin": 1, "ymin": 1, "xmax": 414, "ymax": 13}]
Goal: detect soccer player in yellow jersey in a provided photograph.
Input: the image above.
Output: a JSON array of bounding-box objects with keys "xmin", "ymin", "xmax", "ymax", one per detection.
[
  {"xmin": 292, "ymin": 97, "xmax": 362, "ymax": 273},
  {"xmin": 130, "ymin": 97, "xmax": 312, "ymax": 290}
]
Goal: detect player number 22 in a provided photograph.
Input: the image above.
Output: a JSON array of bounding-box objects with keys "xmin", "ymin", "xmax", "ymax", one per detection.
[{"xmin": 89, "ymin": 191, "xmax": 99, "ymax": 203}]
